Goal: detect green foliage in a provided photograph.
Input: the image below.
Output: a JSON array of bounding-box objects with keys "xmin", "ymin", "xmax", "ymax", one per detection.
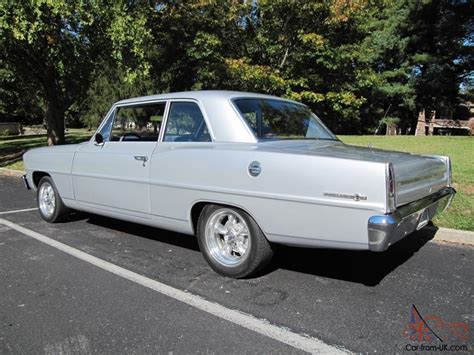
[
  {"xmin": 0, "ymin": 64, "xmax": 44, "ymax": 124},
  {"xmin": 80, "ymin": 67, "xmax": 154, "ymax": 129},
  {"xmin": 1, "ymin": 0, "xmax": 472, "ymax": 140},
  {"xmin": 0, "ymin": 1, "xmax": 113, "ymax": 143},
  {"xmin": 107, "ymin": 3, "xmax": 153, "ymax": 84},
  {"xmin": 357, "ymin": 0, "xmax": 474, "ymax": 132},
  {"xmin": 0, "ymin": 128, "xmax": 13, "ymax": 136}
]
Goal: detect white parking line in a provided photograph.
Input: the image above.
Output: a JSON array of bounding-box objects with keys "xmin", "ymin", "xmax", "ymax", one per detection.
[
  {"xmin": 0, "ymin": 217, "xmax": 347, "ymax": 354},
  {"xmin": 0, "ymin": 207, "xmax": 37, "ymax": 215}
]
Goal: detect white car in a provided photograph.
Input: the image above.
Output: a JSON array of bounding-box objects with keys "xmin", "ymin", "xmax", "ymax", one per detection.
[{"xmin": 22, "ymin": 91, "xmax": 456, "ymax": 278}]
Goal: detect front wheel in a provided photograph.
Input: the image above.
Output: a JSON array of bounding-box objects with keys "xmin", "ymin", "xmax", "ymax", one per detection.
[
  {"xmin": 37, "ymin": 176, "xmax": 69, "ymax": 223},
  {"xmin": 197, "ymin": 205, "xmax": 274, "ymax": 278}
]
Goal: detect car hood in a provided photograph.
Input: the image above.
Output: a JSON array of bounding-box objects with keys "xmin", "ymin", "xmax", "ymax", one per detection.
[{"xmin": 25, "ymin": 143, "xmax": 83, "ymax": 156}]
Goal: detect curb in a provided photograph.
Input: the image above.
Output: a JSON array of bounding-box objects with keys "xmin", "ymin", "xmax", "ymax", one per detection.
[
  {"xmin": 429, "ymin": 226, "xmax": 474, "ymax": 246},
  {"xmin": 0, "ymin": 167, "xmax": 24, "ymax": 177},
  {"xmin": 0, "ymin": 167, "xmax": 472, "ymax": 246}
]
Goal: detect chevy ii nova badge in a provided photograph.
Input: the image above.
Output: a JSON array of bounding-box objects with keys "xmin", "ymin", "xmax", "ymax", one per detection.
[{"xmin": 323, "ymin": 192, "xmax": 368, "ymax": 201}]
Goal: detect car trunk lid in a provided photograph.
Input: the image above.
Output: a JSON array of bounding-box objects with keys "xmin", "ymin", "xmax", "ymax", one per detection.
[{"xmin": 262, "ymin": 140, "xmax": 449, "ymax": 207}]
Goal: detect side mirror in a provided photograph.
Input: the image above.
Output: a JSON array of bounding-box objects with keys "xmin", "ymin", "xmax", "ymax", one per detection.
[{"xmin": 94, "ymin": 133, "xmax": 104, "ymax": 145}]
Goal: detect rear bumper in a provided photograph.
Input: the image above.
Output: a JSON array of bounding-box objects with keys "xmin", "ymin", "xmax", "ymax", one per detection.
[{"xmin": 368, "ymin": 187, "xmax": 456, "ymax": 252}]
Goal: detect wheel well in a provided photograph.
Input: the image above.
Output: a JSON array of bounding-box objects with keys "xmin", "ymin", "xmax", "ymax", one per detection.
[
  {"xmin": 190, "ymin": 201, "xmax": 261, "ymax": 236},
  {"xmin": 32, "ymin": 171, "xmax": 50, "ymax": 188},
  {"xmin": 190, "ymin": 202, "xmax": 208, "ymax": 235}
]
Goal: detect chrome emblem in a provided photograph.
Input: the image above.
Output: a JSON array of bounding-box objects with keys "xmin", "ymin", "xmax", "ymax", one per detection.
[
  {"xmin": 323, "ymin": 192, "xmax": 367, "ymax": 201},
  {"xmin": 248, "ymin": 161, "xmax": 262, "ymax": 177}
]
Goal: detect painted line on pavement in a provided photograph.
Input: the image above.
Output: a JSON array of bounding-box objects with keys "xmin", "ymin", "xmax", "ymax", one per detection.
[
  {"xmin": 0, "ymin": 217, "xmax": 347, "ymax": 354},
  {"xmin": 0, "ymin": 207, "xmax": 37, "ymax": 215}
]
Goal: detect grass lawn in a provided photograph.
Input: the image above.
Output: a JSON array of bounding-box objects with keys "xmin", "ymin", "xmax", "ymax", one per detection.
[
  {"xmin": 0, "ymin": 129, "xmax": 92, "ymax": 171},
  {"xmin": 1, "ymin": 132, "xmax": 472, "ymax": 231},
  {"xmin": 340, "ymin": 136, "xmax": 473, "ymax": 231}
]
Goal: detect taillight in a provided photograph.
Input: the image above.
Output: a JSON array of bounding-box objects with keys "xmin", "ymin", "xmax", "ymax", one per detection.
[{"xmin": 386, "ymin": 163, "xmax": 396, "ymax": 212}]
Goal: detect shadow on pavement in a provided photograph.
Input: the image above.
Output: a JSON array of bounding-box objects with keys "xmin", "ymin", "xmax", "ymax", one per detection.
[
  {"xmin": 272, "ymin": 227, "xmax": 436, "ymax": 286},
  {"xmin": 84, "ymin": 213, "xmax": 201, "ymax": 252},
  {"xmin": 78, "ymin": 212, "xmax": 435, "ymax": 286}
]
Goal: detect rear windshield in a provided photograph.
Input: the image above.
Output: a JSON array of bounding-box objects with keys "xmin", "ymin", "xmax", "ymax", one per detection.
[{"xmin": 233, "ymin": 98, "xmax": 337, "ymax": 141}]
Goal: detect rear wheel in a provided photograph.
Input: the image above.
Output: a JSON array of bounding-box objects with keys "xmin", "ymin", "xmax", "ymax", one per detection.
[
  {"xmin": 37, "ymin": 176, "xmax": 69, "ymax": 223},
  {"xmin": 197, "ymin": 204, "xmax": 274, "ymax": 278}
]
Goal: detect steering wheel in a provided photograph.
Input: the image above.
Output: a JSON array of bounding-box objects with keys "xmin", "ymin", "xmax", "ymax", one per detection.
[{"xmin": 119, "ymin": 132, "xmax": 142, "ymax": 142}]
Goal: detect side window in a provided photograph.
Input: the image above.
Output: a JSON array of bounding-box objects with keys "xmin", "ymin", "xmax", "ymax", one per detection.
[
  {"xmin": 163, "ymin": 102, "xmax": 211, "ymax": 142},
  {"xmin": 98, "ymin": 110, "xmax": 115, "ymax": 141},
  {"xmin": 111, "ymin": 102, "xmax": 166, "ymax": 142}
]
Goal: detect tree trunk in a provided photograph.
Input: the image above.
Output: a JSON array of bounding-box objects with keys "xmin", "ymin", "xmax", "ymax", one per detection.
[{"xmin": 45, "ymin": 100, "xmax": 65, "ymax": 146}]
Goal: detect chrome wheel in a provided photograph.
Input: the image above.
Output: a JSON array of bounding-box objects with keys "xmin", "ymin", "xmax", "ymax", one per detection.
[
  {"xmin": 38, "ymin": 182, "xmax": 56, "ymax": 218},
  {"xmin": 204, "ymin": 209, "xmax": 251, "ymax": 267}
]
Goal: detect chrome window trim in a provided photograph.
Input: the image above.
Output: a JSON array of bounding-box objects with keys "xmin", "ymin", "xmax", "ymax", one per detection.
[
  {"xmin": 90, "ymin": 105, "xmax": 116, "ymax": 143},
  {"xmin": 92, "ymin": 100, "xmax": 169, "ymax": 144},
  {"xmin": 161, "ymin": 99, "xmax": 215, "ymax": 143},
  {"xmin": 98, "ymin": 108, "xmax": 116, "ymax": 143},
  {"xmin": 157, "ymin": 100, "xmax": 171, "ymax": 143}
]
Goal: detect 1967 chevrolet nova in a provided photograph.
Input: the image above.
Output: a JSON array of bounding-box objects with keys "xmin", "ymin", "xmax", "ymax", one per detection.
[{"xmin": 22, "ymin": 91, "xmax": 455, "ymax": 278}]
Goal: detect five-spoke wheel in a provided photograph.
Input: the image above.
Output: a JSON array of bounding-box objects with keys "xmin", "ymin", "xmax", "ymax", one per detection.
[
  {"xmin": 37, "ymin": 176, "xmax": 68, "ymax": 222},
  {"xmin": 197, "ymin": 205, "xmax": 273, "ymax": 278},
  {"xmin": 204, "ymin": 209, "xmax": 251, "ymax": 267},
  {"xmin": 38, "ymin": 181, "xmax": 56, "ymax": 218}
]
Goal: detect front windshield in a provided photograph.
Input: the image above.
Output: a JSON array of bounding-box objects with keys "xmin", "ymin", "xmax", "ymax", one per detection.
[{"xmin": 233, "ymin": 98, "xmax": 337, "ymax": 141}]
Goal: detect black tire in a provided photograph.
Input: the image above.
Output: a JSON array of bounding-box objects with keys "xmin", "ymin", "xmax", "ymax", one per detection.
[
  {"xmin": 36, "ymin": 176, "xmax": 69, "ymax": 223},
  {"xmin": 197, "ymin": 204, "xmax": 274, "ymax": 278}
]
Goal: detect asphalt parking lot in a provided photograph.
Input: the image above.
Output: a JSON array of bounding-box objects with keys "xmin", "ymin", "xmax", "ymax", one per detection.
[{"xmin": 0, "ymin": 175, "xmax": 472, "ymax": 353}]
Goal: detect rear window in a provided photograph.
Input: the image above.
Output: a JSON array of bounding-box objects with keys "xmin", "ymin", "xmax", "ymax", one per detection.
[{"xmin": 233, "ymin": 98, "xmax": 336, "ymax": 141}]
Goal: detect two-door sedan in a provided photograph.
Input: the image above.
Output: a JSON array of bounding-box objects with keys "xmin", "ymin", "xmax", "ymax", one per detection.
[{"xmin": 22, "ymin": 91, "xmax": 455, "ymax": 278}]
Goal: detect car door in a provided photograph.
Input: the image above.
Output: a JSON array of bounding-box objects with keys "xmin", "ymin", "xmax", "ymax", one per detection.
[
  {"xmin": 149, "ymin": 100, "xmax": 213, "ymax": 221},
  {"xmin": 72, "ymin": 101, "xmax": 167, "ymax": 217}
]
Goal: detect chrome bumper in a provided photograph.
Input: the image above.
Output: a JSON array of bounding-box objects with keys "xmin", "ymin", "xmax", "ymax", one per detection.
[
  {"xmin": 368, "ymin": 187, "xmax": 456, "ymax": 252},
  {"xmin": 21, "ymin": 174, "xmax": 31, "ymax": 190}
]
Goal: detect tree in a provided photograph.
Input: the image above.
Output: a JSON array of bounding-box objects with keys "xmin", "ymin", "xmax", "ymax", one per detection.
[
  {"xmin": 218, "ymin": 1, "xmax": 374, "ymax": 132},
  {"xmin": 407, "ymin": 0, "xmax": 473, "ymax": 117},
  {"xmin": 0, "ymin": 1, "xmax": 112, "ymax": 144},
  {"xmin": 1, "ymin": 0, "xmax": 472, "ymax": 138},
  {"xmin": 357, "ymin": 0, "xmax": 474, "ymax": 133},
  {"xmin": 0, "ymin": 62, "xmax": 44, "ymax": 125},
  {"xmin": 80, "ymin": 66, "xmax": 154, "ymax": 129}
]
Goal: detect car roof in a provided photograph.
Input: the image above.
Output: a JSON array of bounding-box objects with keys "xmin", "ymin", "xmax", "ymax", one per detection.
[
  {"xmin": 115, "ymin": 90, "xmax": 304, "ymax": 106},
  {"xmin": 112, "ymin": 90, "xmax": 308, "ymax": 143}
]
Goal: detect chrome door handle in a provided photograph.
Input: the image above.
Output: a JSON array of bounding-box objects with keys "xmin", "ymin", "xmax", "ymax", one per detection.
[{"xmin": 134, "ymin": 155, "xmax": 148, "ymax": 167}]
